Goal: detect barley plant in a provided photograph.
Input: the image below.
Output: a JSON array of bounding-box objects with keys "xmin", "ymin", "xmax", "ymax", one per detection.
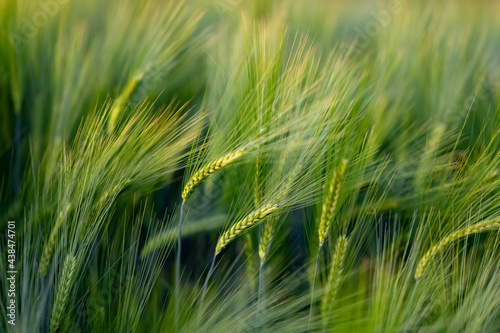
[{"xmin": 1, "ymin": 0, "xmax": 500, "ymax": 332}]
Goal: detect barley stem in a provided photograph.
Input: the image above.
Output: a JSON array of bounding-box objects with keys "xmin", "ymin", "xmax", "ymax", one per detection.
[
  {"xmin": 308, "ymin": 244, "xmax": 322, "ymax": 332},
  {"xmin": 199, "ymin": 251, "xmax": 217, "ymax": 324},
  {"xmin": 258, "ymin": 259, "xmax": 266, "ymax": 316},
  {"xmin": 250, "ymin": 151, "xmax": 264, "ymax": 290},
  {"xmin": 243, "ymin": 232, "xmax": 257, "ymax": 290},
  {"xmin": 175, "ymin": 201, "xmax": 185, "ymax": 326},
  {"xmin": 13, "ymin": 112, "xmax": 21, "ymax": 195}
]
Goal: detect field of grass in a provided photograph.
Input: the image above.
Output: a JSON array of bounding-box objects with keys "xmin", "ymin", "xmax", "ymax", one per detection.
[{"xmin": 1, "ymin": 0, "xmax": 500, "ymax": 332}]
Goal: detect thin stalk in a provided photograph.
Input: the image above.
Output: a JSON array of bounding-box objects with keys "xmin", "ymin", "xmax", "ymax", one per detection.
[
  {"xmin": 14, "ymin": 112, "xmax": 21, "ymax": 195},
  {"xmin": 243, "ymin": 233, "xmax": 256, "ymax": 291},
  {"xmin": 308, "ymin": 243, "xmax": 322, "ymax": 332},
  {"xmin": 257, "ymin": 220, "xmax": 264, "ymax": 308},
  {"xmin": 256, "ymin": 258, "xmax": 266, "ymax": 332},
  {"xmin": 175, "ymin": 201, "xmax": 185, "ymax": 326},
  {"xmin": 199, "ymin": 250, "xmax": 217, "ymax": 323},
  {"xmin": 258, "ymin": 259, "xmax": 265, "ymax": 311}
]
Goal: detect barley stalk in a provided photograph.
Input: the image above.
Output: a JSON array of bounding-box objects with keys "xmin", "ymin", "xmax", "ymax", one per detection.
[
  {"xmin": 50, "ymin": 254, "xmax": 77, "ymax": 333},
  {"xmin": 318, "ymin": 159, "xmax": 348, "ymax": 245},
  {"xmin": 254, "ymin": 154, "xmax": 264, "ymax": 207},
  {"xmin": 40, "ymin": 204, "xmax": 71, "ymax": 278},
  {"xmin": 216, "ymin": 203, "xmax": 279, "ymax": 255},
  {"xmin": 108, "ymin": 73, "xmax": 143, "ymax": 132},
  {"xmin": 243, "ymin": 232, "xmax": 257, "ymax": 287},
  {"xmin": 182, "ymin": 149, "xmax": 245, "ymax": 202},
  {"xmin": 249, "ymin": 148, "xmax": 264, "ymax": 285},
  {"xmin": 321, "ymin": 235, "xmax": 349, "ymax": 320},
  {"xmin": 415, "ymin": 218, "xmax": 500, "ymax": 279}
]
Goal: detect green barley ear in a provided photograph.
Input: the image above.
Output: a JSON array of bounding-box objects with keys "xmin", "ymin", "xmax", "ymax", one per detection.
[
  {"xmin": 108, "ymin": 73, "xmax": 144, "ymax": 132},
  {"xmin": 318, "ymin": 159, "xmax": 348, "ymax": 245},
  {"xmin": 414, "ymin": 123, "xmax": 445, "ymax": 189},
  {"xmin": 258, "ymin": 216, "xmax": 277, "ymax": 261},
  {"xmin": 50, "ymin": 254, "xmax": 77, "ymax": 333},
  {"xmin": 415, "ymin": 218, "xmax": 500, "ymax": 279},
  {"xmin": 40, "ymin": 204, "xmax": 71, "ymax": 278},
  {"xmin": 321, "ymin": 235, "xmax": 349, "ymax": 321},
  {"xmin": 182, "ymin": 149, "xmax": 245, "ymax": 202},
  {"xmin": 216, "ymin": 203, "xmax": 279, "ymax": 255}
]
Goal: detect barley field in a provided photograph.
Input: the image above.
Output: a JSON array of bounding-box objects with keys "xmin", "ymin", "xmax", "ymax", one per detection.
[{"xmin": 1, "ymin": 0, "xmax": 500, "ymax": 332}]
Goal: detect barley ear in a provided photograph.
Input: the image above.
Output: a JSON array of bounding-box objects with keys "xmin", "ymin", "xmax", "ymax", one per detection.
[
  {"xmin": 414, "ymin": 123, "xmax": 445, "ymax": 189},
  {"xmin": 258, "ymin": 216, "xmax": 278, "ymax": 261},
  {"xmin": 318, "ymin": 159, "xmax": 348, "ymax": 245},
  {"xmin": 50, "ymin": 254, "xmax": 77, "ymax": 333},
  {"xmin": 40, "ymin": 204, "xmax": 71, "ymax": 277},
  {"xmin": 108, "ymin": 73, "xmax": 143, "ymax": 132},
  {"xmin": 216, "ymin": 203, "xmax": 279, "ymax": 255},
  {"xmin": 321, "ymin": 235, "xmax": 349, "ymax": 321},
  {"xmin": 415, "ymin": 218, "xmax": 500, "ymax": 279},
  {"xmin": 182, "ymin": 149, "xmax": 245, "ymax": 202}
]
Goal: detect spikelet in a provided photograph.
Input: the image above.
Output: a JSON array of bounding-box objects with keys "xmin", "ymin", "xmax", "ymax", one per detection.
[
  {"xmin": 414, "ymin": 123, "xmax": 445, "ymax": 189},
  {"xmin": 108, "ymin": 73, "xmax": 143, "ymax": 132},
  {"xmin": 321, "ymin": 235, "xmax": 349, "ymax": 319},
  {"xmin": 216, "ymin": 203, "xmax": 279, "ymax": 255},
  {"xmin": 318, "ymin": 159, "xmax": 348, "ymax": 245},
  {"xmin": 182, "ymin": 149, "xmax": 245, "ymax": 202},
  {"xmin": 40, "ymin": 204, "xmax": 71, "ymax": 277},
  {"xmin": 415, "ymin": 218, "xmax": 500, "ymax": 279},
  {"xmin": 258, "ymin": 216, "xmax": 277, "ymax": 261},
  {"xmin": 50, "ymin": 254, "xmax": 77, "ymax": 333}
]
